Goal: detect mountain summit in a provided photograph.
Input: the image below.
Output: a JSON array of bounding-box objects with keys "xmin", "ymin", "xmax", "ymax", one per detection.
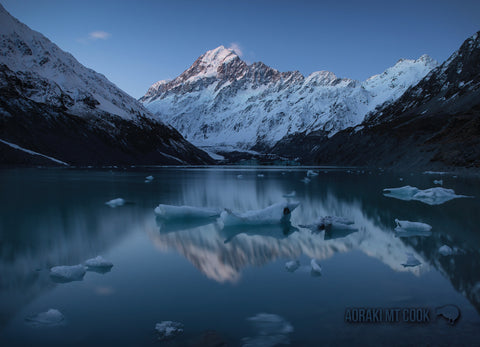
[{"xmin": 141, "ymin": 46, "xmax": 437, "ymax": 150}]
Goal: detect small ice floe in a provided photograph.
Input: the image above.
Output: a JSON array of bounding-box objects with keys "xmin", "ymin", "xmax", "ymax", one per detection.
[
  {"xmin": 105, "ymin": 198, "xmax": 125, "ymax": 208},
  {"xmin": 50, "ymin": 265, "xmax": 86, "ymax": 282},
  {"xmin": 399, "ymin": 178, "xmax": 404, "ymax": 181},
  {"xmin": 25, "ymin": 309, "xmax": 65, "ymax": 327},
  {"xmin": 401, "ymin": 253, "xmax": 421, "ymax": 268},
  {"xmin": 301, "ymin": 177, "xmax": 311, "ymax": 184},
  {"xmin": 154, "ymin": 204, "xmax": 221, "ymax": 220},
  {"xmin": 439, "ymin": 245, "xmax": 454, "ymax": 256},
  {"xmin": 433, "ymin": 179, "xmax": 443, "ymax": 185},
  {"xmin": 257, "ymin": 174, "xmax": 264, "ymax": 178},
  {"xmin": 310, "ymin": 259, "xmax": 322, "ymax": 276},
  {"xmin": 383, "ymin": 186, "xmax": 471, "ymax": 205},
  {"xmin": 301, "ymin": 216, "xmax": 356, "ymax": 236},
  {"xmin": 242, "ymin": 313, "xmax": 293, "ymax": 347},
  {"xmin": 285, "ymin": 260, "xmax": 300, "ymax": 273},
  {"xmin": 220, "ymin": 201, "xmax": 300, "ymax": 226},
  {"xmin": 306, "ymin": 170, "xmax": 319, "ymax": 177},
  {"xmin": 394, "ymin": 219, "xmax": 432, "ymax": 237},
  {"xmin": 145, "ymin": 175, "xmax": 154, "ymax": 183},
  {"xmin": 85, "ymin": 256, "xmax": 113, "ymax": 273},
  {"xmin": 237, "ymin": 174, "xmax": 243, "ymax": 179},
  {"xmin": 154, "ymin": 321, "xmax": 184, "ymax": 341}
]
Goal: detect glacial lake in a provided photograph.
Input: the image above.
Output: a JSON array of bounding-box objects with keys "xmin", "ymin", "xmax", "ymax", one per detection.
[{"xmin": 1, "ymin": 167, "xmax": 480, "ymax": 346}]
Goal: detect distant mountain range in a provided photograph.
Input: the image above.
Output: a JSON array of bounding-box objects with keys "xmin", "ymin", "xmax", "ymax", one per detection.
[{"xmin": 0, "ymin": 4, "xmax": 212, "ymax": 166}]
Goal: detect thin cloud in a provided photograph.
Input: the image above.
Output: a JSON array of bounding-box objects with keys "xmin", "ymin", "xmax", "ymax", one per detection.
[
  {"xmin": 89, "ymin": 31, "xmax": 111, "ymax": 40},
  {"xmin": 228, "ymin": 42, "xmax": 243, "ymax": 57}
]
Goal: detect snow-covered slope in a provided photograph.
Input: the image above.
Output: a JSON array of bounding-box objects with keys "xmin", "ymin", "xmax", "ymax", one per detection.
[
  {"xmin": 141, "ymin": 46, "xmax": 438, "ymax": 150},
  {"xmin": 0, "ymin": 4, "xmax": 212, "ymax": 165}
]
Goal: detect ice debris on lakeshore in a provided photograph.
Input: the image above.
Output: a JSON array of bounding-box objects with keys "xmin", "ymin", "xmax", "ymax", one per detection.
[
  {"xmin": 50, "ymin": 265, "xmax": 86, "ymax": 282},
  {"xmin": 402, "ymin": 253, "xmax": 421, "ymax": 268},
  {"xmin": 434, "ymin": 179, "xmax": 443, "ymax": 185},
  {"xmin": 85, "ymin": 256, "xmax": 113, "ymax": 269},
  {"xmin": 439, "ymin": 245, "xmax": 454, "ymax": 256},
  {"xmin": 285, "ymin": 260, "xmax": 300, "ymax": 273},
  {"xmin": 220, "ymin": 201, "xmax": 300, "ymax": 226},
  {"xmin": 383, "ymin": 185, "xmax": 471, "ymax": 205},
  {"xmin": 105, "ymin": 198, "xmax": 125, "ymax": 207},
  {"xmin": 310, "ymin": 259, "xmax": 322, "ymax": 276},
  {"xmin": 242, "ymin": 313, "xmax": 293, "ymax": 347},
  {"xmin": 25, "ymin": 309, "xmax": 65, "ymax": 327},
  {"xmin": 155, "ymin": 321, "xmax": 184, "ymax": 340},
  {"xmin": 154, "ymin": 204, "xmax": 221, "ymax": 220}
]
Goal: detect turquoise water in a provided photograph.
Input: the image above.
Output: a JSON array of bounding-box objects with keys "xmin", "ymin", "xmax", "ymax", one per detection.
[{"xmin": 1, "ymin": 167, "xmax": 480, "ymax": 346}]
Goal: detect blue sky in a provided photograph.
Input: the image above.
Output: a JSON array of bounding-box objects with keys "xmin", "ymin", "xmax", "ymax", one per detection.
[{"xmin": 2, "ymin": 0, "xmax": 479, "ymax": 98}]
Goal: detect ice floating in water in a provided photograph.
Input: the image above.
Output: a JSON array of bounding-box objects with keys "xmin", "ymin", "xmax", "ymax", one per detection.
[
  {"xmin": 307, "ymin": 170, "xmax": 319, "ymax": 177},
  {"xmin": 433, "ymin": 179, "xmax": 443, "ymax": 185},
  {"xmin": 394, "ymin": 219, "xmax": 432, "ymax": 237},
  {"xmin": 145, "ymin": 175, "xmax": 154, "ymax": 181},
  {"xmin": 402, "ymin": 253, "xmax": 421, "ymax": 267},
  {"xmin": 424, "ymin": 171, "xmax": 447, "ymax": 175},
  {"xmin": 383, "ymin": 186, "xmax": 470, "ymax": 205},
  {"xmin": 85, "ymin": 256, "xmax": 113, "ymax": 269},
  {"xmin": 105, "ymin": 198, "xmax": 125, "ymax": 207},
  {"xmin": 237, "ymin": 174, "xmax": 243, "ymax": 179},
  {"xmin": 301, "ymin": 177, "xmax": 311, "ymax": 184},
  {"xmin": 220, "ymin": 201, "xmax": 300, "ymax": 226},
  {"xmin": 154, "ymin": 204, "xmax": 221, "ymax": 220},
  {"xmin": 50, "ymin": 264, "xmax": 86, "ymax": 282},
  {"xmin": 439, "ymin": 245, "xmax": 454, "ymax": 256},
  {"xmin": 257, "ymin": 174, "xmax": 264, "ymax": 178},
  {"xmin": 282, "ymin": 191, "xmax": 296, "ymax": 198},
  {"xmin": 242, "ymin": 313, "xmax": 293, "ymax": 347},
  {"xmin": 285, "ymin": 260, "xmax": 300, "ymax": 273},
  {"xmin": 155, "ymin": 321, "xmax": 184, "ymax": 341},
  {"xmin": 25, "ymin": 309, "xmax": 65, "ymax": 327},
  {"xmin": 399, "ymin": 177, "xmax": 404, "ymax": 181},
  {"xmin": 302, "ymin": 216, "xmax": 355, "ymax": 233},
  {"xmin": 310, "ymin": 259, "xmax": 322, "ymax": 276}
]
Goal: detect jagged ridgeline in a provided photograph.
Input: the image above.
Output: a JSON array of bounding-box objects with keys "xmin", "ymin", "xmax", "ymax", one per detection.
[{"xmin": 0, "ymin": 4, "xmax": 213, "ymax": 166}]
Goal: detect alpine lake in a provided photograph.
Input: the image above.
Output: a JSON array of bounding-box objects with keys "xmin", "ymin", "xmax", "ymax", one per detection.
[{"xmin": 1, "ymin": 166, "xmax": 480, "ymax": 346}]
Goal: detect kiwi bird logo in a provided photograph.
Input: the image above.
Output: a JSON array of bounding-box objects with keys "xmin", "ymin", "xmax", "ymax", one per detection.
[{"xmin": 435, "ymin": 305, "xmax": 460, "ymax": 325}]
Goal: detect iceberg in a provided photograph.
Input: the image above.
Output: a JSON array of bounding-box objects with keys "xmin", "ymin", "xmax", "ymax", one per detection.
[
  {"xmin": 402, "ymin": 253, "xmax": 421, "ymax": 267},
  {"xmin": 155, "ymin": 321, "xmax": 184, "ymax": 341},
  {"xmin": 310, "ymin": 259, "xmax": 322, "ymax": 276},
  {"xmin": 242, "ymin": 313, "xmax": 293, "ymax": 347},
  {"xmin": 85, "ymin": 256, "xmax": 113, "ymax": 269},
  {"xmin": 105, "ymin": 198, "xmax": 125, "ymax": 207},
  {"xmin": 439, "ymin": 245, "xmax": 454, "ymax": 256},
  {"xmin": 383, "ymin": 186, "xmax": 470, "ymax": 205},
  {"xmin": 220, "ymin": 201, "xmax": 300, "ymax": 226},
  {"xmin": 154, "ymin": 204, "xmax": 221, "ymax": 220},
  {"xmin": 394, "ymin": 219, "xmax": 432, "ymax": 237},
  {"xmin": 50, "ymin": 264, "xmax": 86, "ymax": 282},
  {"xmin": 25, "ymin": 309, "xmax": 65, "ymax": 327},
  {"xmin": 285, "ymin": 260, "xmax": 300, "ymax": 273}
]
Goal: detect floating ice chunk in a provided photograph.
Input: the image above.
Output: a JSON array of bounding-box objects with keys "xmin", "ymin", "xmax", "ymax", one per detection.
[
  {"xmin": 154, "ymin": 204, "xmax": 221, "ymax": 220},
  {"xmin": 310, "ymin": 259, "xmax": 322, "ymax": 276},
  {"xmin": 394, "ymin": 219, "xmax": 432, "ymax": 232},
  {"xmin": 25, "ymin": 309, "xmax": 65, "ymax": 327},
  {"xmin": 433, "ymin": 179, "xmax": 443, "ymax": 185},
  {"xmin": 282, "ymin": 191, "xmax": 296, "ymax": 198},
  {"xmin": 243, "ymin": 313, "xmax": 293, "ymax": 347},
  {"xmin": 220, "ymin": 201, "xmax": 300, "ymax": 226},
  {"xmin": 105, "ymin": 198, "xmax": 125, "ymax": 207},
  {"xmin": 85, "ymin": 256, "xmax": 113, "ymax": 269},
  {"xmin": 383, "ymin": 186, "xmax": 470, "ymax": 205},
  {"xmin": 302, "ymin": 216, "xmax": 355, "ymax": 233},
  {"xmin": 439, "ymin": 245, "xmax": 454, "ymax": 256},
  {"xmin": 306, "ymin": 170, "xmax": 319, "ymax": 177},
  {"xmin": 237, "ymin": 174, "xmax": 243, "ymax": 179},
  {"xmin": 301, "ymin": 177, "xmax": 311, "ymax": 184},
  {"xmin": 257, "ymin": 174, "xmax": 264, "ymax": 178},
  {"xmin": 285, "ymin": 260, "xmax": 300, "ymax": 273},
  {"xmin": 399, "ymin": 178, "xmax": 404, "ymax": 181},
  {"xmin": 155, "ymin": 321, "xmax": 184, "ymax": 341},
  {"xmin": 145, "ymin": 175, "xmax": 154, "ymax": 181},
  {"xmin": 50, "ymin": 264, "xmax": 86, "ymax": 282},
  {"xmin": 402, "ymin": 253, "xmax": 421, "ymax": 267}
]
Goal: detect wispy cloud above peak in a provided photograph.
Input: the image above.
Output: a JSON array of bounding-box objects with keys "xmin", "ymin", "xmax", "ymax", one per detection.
[
  {"xmin": 228, "ymin": 42, "xmax": 243, "ymax": 57},
  {"xmin": 89, "ymin": 31, "xmax": 111, "ymax": 40}
]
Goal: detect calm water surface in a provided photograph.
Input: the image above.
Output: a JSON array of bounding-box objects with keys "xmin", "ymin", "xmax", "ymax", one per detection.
[{"xmin": 1, "ymin": 167, "xmax": 480, "ymax": 346}]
